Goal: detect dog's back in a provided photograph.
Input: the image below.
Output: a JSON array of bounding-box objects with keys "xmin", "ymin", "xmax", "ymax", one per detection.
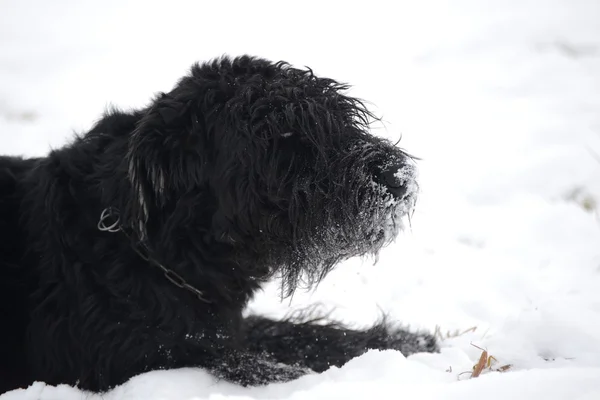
[{"xmin": 0, "ymin": 156, "xmax": 39, "ymax": 393}]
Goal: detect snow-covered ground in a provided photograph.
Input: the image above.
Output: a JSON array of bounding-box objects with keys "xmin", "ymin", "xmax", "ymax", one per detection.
[{"xmin": 1, "ymin": 0, "xmax": 600, "ymax": 399}]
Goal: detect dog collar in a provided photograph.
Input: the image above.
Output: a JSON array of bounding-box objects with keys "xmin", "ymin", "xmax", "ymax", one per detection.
[{"xmin": 98, "ymin": 207, "xmax": 211, "ymax": 303}]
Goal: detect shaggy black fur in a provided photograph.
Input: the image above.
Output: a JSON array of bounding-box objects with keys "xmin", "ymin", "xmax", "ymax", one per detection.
[{"xmin": 0, "ymin": 55, "xmax": 436, "ymax": 394}]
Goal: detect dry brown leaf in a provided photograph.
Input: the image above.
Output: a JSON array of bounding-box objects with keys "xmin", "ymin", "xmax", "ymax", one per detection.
[{"xmin": 471, "ymin": 349, "xmax": 488, "ymax": 378}]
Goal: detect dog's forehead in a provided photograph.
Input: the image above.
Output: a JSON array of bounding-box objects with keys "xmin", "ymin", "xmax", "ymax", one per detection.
[{"xmin": 210, "ymin": 61, "xmax": 340, "ymax": 99}]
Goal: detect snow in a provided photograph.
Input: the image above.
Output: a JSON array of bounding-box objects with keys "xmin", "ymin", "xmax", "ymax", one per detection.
[{"xmin": 1, "ymin": 0, "xmax": 600, "ymax": 399}]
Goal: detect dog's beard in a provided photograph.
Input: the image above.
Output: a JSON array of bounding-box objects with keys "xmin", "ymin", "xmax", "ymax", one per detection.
[{"xmin": 274, "ymin": 155, "xmax": 418, "ymax": 297}]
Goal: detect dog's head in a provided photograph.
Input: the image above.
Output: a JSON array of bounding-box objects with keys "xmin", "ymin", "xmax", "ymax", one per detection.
[{"xmin": 125, "ymin": 56, "xmax": 417, "ymax": 296}]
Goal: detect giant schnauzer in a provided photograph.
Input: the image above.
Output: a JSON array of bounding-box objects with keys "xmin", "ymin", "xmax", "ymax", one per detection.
[{"xmin": 0, "ymin": 56, "xmax": 436, "ymax": 394}]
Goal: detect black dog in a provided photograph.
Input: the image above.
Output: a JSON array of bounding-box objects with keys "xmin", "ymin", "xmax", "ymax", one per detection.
[{"xmin": 0, "ymin": 56, "xmax": 436, "ymax": 394}]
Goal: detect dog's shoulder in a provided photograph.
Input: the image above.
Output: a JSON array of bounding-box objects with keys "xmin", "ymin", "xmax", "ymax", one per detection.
[
  {"xmin": 0, "ymin": 156, "xmax": 36, "ymax": 267},
  {"xmin": 0, "ymin": 156, "xmax": 38, "ymax": 193}
]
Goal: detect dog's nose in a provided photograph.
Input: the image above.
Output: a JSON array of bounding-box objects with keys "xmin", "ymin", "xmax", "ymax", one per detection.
[
  {"xmin": 375, "ymin": 162, "xmax": 415, "ymax": 200},
  {"xmin": 379, "ymin": 168, "xmax": 408, "ymax": 199}
]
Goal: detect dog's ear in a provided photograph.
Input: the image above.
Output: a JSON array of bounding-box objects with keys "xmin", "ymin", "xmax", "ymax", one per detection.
[{"xmin": 126, "ymin": 93, "xmax": 206, "ymax": 235}]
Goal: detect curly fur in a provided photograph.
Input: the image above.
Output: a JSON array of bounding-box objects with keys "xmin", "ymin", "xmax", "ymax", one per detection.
[{"xmin": 0, "ymin": 55, "xmax": 435, "ymax": 394}]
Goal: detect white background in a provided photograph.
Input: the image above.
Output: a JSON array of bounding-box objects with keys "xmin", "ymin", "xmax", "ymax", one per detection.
[{"xmin": 1, "ymin": 1, "xmax": 600, "ymax": 399}]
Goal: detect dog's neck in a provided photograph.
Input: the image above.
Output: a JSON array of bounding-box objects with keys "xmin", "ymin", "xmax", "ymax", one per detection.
[{"xmin": 22, "ymin": 110, "xmax": 271, "ymax": 308}]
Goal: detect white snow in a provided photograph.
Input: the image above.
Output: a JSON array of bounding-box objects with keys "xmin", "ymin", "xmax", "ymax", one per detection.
[{"xmin": 2, "ymin": 0, "xmax": 600, "ymax": 399}]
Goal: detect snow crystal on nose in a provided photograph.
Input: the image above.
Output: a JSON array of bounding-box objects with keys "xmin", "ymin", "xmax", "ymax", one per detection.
[{"xmin": 394, "ymin": 162, "xmax": 418, "ymax": 201}]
